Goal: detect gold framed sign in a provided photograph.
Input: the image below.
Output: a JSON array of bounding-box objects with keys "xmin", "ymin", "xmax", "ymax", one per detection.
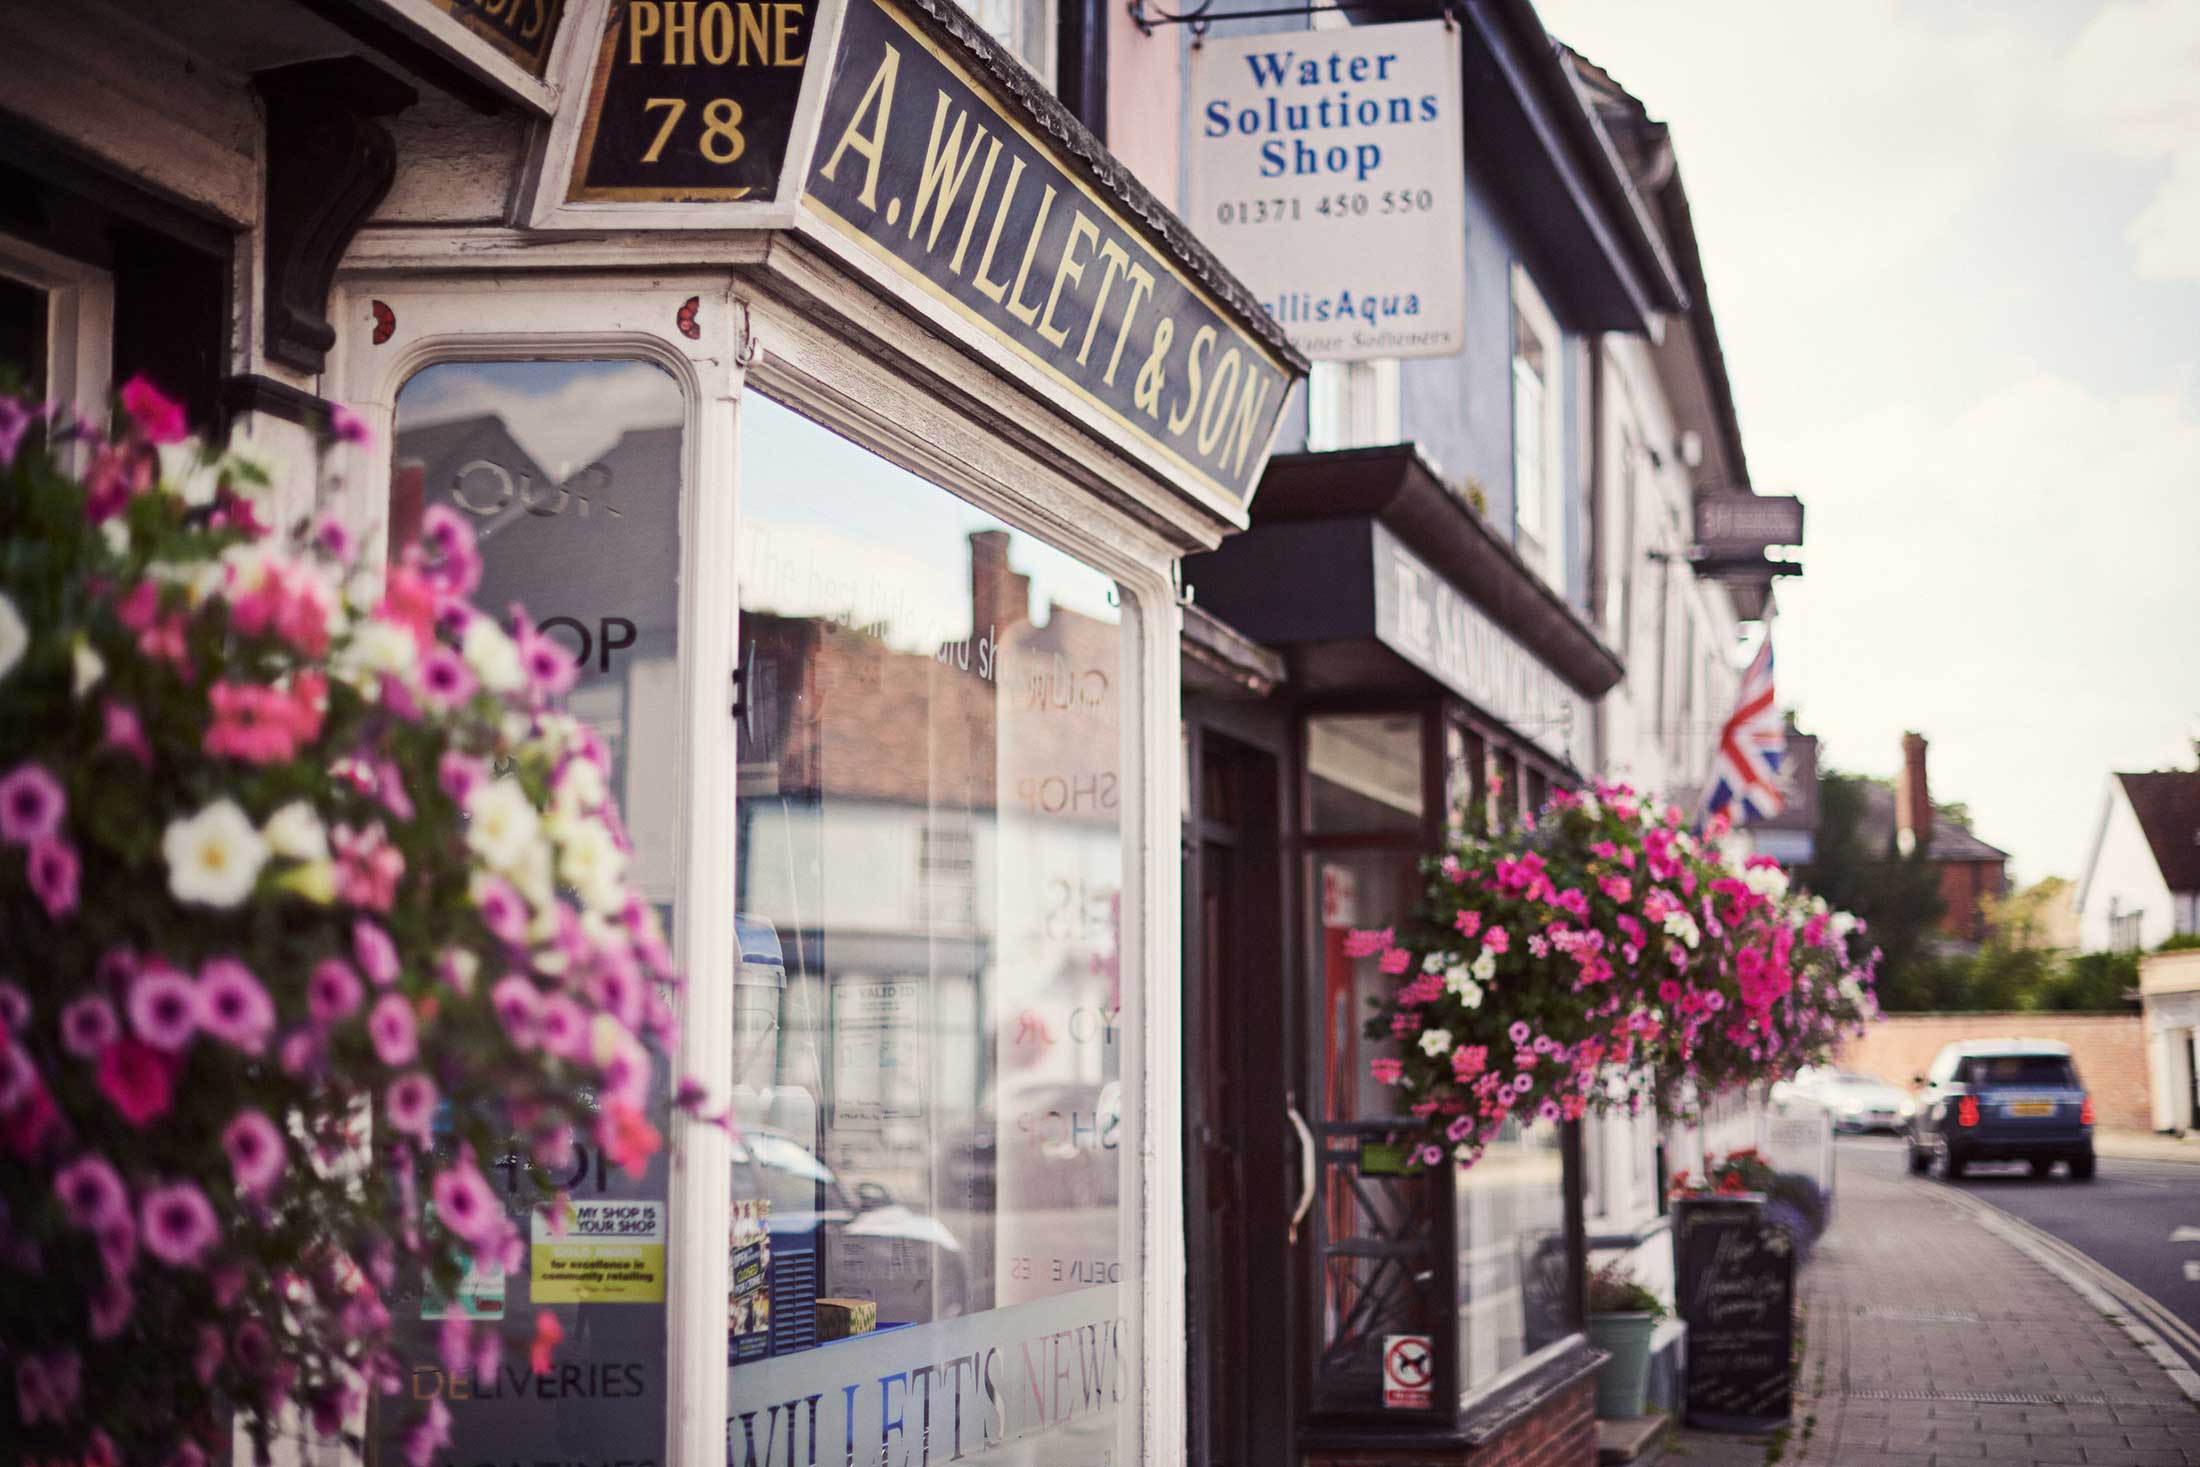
[{"xmin": 425, "ymin": 0, "xmax": 569, "ymax": 75}]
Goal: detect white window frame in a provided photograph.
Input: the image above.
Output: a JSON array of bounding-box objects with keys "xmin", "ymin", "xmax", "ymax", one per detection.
[
  {"xmin": 1306, "ymin": 357, "xmax": 1400, "ymax": 451},
  {"xmin": 960, "ymin": 0, "xmax": 1056, "ymax": 89},
  {"xmin": 1509, "ymin": 265, "xmax": 1562, "ymax": 585},
  {"xmin": 327, "ymin": 269, "xmax": 1180, "ymax": 1467},
  {"xmin": 0, "ymin": 233, "xmax": 114, "ymax": 435}
]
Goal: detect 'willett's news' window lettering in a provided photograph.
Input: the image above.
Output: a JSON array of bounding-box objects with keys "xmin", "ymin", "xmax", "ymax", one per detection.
[{"xmin": 802, "ymin": 0, "xmax": 1294, "ymax": 506}]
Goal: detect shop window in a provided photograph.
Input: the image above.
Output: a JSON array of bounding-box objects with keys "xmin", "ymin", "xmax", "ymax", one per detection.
[
  {"xmin": 961, "ymin": 0, "xmax": 1056, "ymax": 89},
  {"xmin": 376, "ymin": 358, "xmax": 689, "ymax": 1463},
  {"xmin": 729, "ymin": 395, "xmax": 1132, "ymax": 1463},
  {"xmin": 1307, "ymin": 358, "xmax": 1401, "ymax": 451},
  {"xmin": 1443, "ymin": 721, "xmax": 1485, "ymax": 834},
  {"xmin": 1456, "ymin": 1119, "xmax": 1569, "ymax": 1392},
  {"xmin": 0, "ymin": 233, "xmax": 114, "ymax": 431},
  {"xmin": 1510, "ymin": 267, "xmax": 1561, "ymax": 585},
  {"xmin": 1307, "ymin": 713, "xmax": 1422, "ymax": 834}
]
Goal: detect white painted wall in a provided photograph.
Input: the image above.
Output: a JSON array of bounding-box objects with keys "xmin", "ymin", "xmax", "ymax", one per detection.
[{"xmin": 2077, "ymin": 782, "xmax": 2178, "ymax": 952}]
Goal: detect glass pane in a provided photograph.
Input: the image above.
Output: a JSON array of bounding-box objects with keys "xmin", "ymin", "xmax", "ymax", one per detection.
[
  {"xmin": 1306, "ymin": 713, "xmax": 1421, "ymax": 834},
  {"xmin": 373, "ymin": 359, "xmax": 686, "ymax": 1467},
  {"xmin": 1455, "ymin": 1117, "xmax": 1567, "ymax": 1392},
  {"xmin": 729, "ymin": 396, "xmax": 1130, "ymax": 1466},
  {"xmin": 0, "ymin": 273, "xmax": 47, "ymax": 397}
]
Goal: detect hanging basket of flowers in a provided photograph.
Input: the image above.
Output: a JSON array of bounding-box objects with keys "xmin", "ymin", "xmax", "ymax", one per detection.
[
  {"xmin": 0, "ymin": 383, "xmax": 695, "ymax": 1466},
  {"xmin": 1353, "ymin": 785, "xmax": 1877, "ymax": 1169}
]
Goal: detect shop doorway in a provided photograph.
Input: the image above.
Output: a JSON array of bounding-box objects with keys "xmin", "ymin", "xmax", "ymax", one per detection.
[{"xmin": 1185, "ymin": 727, "xmax": 1292, "ymax": 1467}]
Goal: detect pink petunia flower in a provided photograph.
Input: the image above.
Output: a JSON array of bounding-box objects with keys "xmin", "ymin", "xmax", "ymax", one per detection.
[
  {"xmin": 513, "ymin": 615, "xmax": 579, "ymax": 698},
  {"xmin": 328, "ymin": 402, "xmax": 373, "ymax": 445},
  {"xmin": 88, "ymin": 1273, "xmax": 134, "ymax": 1340},
  {"xmin": 25, "ymin": 836, "xmax": 78, "ymax": 919},
  {"xmin": 367, "ymin": 994, "xmax": 419, "ymax": 1066},
  {"xmin": 140, "ymin": 1180, "xmax": 221, "ymax": 1268},
  {"xmin": 119, "ymin": 375, "xmax": 188, "ymax": 444},
  {"xmin": 417, "ymin": 647, "xmax": 477, "ymax": 710},
  {"xmin": 386, "ymin": 1072, "xmax": 438, "ymax": 1141},
  {"xmin": 59, "ymin": 996, "xmax": 120, "ymax": 1058},
  {"xmin": 0, "ymin": 763, "xmax": 66, "ymax": 845},
  {"xmin": 307, "ymin": 957, "xmax": 365, "ymax": 1026},
  {"xmin": 538, "ymin": 995, "xmax": 589, "ymax": 1060},
  {"xmin": 126, "ymin": 964, "xmax": 199, "ymax": 1051},
  {"xmin": 100, "ymin": 700, "xmax": 153, "ymax": 767},
  {"xmin": 1482, "ymin": 926, "xmax": 1510, "ymax": 955},
  {"xmin": 431, "ymin": 1162, "xmax": 500, "ymax": 1248},
  {"xmin": 96, "ymin": 1040, "xmax": 174, "ymax": 1128},
  {"xmin": 54, "ymin": 1154, "xmax": 130, "ymax": 1230},
  {"xmin": 197, "ymin": 958, "xmax": 276, "ymax": 1055},
  {"xmin": 222, "ymin": 1109, "xmax": 286, "ymax": 1196},
  {"xmin": 354, "ymin": 919, "xmax": 401, "ymax": 987}
]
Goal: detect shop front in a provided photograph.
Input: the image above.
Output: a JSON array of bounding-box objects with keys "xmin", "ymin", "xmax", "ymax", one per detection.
[
  {"xmin": 1181, "ymin": 444, "xmax": 1624, "ymax": 1467},
  {"xmin": 0, "ymin": 1, "xmax": 1302, "ymax": 1463}
]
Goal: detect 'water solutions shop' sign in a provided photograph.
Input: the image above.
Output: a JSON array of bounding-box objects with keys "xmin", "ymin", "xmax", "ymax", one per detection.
[{"xmin": 1188, "ymin": 20, "xmax": 1466, "ymax": 361}]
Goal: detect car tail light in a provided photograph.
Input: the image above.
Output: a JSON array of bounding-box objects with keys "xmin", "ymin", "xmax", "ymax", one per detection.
[
  {"xmin": 2080, "ymin": 1096, "xmax": 2094, "ymax": 1125},
  {"xmin": 1957, "ymin": 1097, "xmax": 1979, "ymax": 1128}
]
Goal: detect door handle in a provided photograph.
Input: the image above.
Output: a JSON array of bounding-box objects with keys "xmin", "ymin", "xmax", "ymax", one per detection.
[{"xmin": 1287, "ymin": 1102, "xmax": 1316, "ymax": 1245}]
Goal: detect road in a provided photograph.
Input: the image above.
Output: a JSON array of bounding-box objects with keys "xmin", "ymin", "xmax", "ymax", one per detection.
[{"xmin": 1841, "ymin": 1133, "xmax": 2200, "ymax": 1373}]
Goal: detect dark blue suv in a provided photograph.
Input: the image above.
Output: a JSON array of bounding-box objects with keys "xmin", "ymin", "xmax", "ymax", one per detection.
[{"xmin": 1904, "ymin": 1040, "xmax": 2096, "ymax": 1181}]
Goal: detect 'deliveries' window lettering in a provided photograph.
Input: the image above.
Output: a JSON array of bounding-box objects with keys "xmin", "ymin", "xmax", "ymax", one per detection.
[{"xmin": 728, "ymin": 395, "xmax": 1134, "ymax": 1465}]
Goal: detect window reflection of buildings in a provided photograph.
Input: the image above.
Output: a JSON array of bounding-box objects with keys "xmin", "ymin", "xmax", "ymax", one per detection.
[{"xmin": 734, "ymin": 523, "xmax": 1123, "ymax": 1324}]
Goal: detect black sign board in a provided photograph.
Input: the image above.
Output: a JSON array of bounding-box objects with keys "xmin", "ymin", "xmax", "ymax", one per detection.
[
  {"xmin": 800, "ymin": 0, "xmax": 1294, "ymax": 506},
  {"xmin": 568, "ymin": 0, "xmax": 815, "ymax": 202},
  {"xmin": 1674, "ymin": 1196, "xmax": 1795, "ymax": 1432},
  {"xmin": 1695, "ymin": 494, "xmax": 1804, "ymax": 554},
  {"xmin": 426, "ymin": 0, "xmax": 569, "ymax": 75}
]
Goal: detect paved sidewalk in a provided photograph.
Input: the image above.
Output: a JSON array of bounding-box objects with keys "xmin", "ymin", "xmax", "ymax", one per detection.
[
  {"xmin": 1662, "ymin": 1162, "xmax": 2200, "ymax": 1467},
  {"xmin": 2095, "ymin": 1130, "xmax": 2200, "ymax": 1166}
]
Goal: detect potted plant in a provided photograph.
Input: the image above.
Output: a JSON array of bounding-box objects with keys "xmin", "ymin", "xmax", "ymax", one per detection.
[{"xmin": 1586, "ymin": 1259, "xmax": 1666, "ymax": 1419}]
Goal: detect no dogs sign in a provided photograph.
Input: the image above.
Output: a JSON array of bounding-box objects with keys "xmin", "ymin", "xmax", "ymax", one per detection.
[{"xmin": 1382, "ymin": 1333, "xmax": 1433, "ymax": 1409}]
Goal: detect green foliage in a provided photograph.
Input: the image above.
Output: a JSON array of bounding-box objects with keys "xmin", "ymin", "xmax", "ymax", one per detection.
[
  {"xmin": 2157, "ymin": 932, "xmax": 2200, "ymax": 953},
  {"xmin": 1794, "ymin": 773, "xmax": 1947, "ymax": 1010},
  {"xmin": 1586, "ymin": 1259, "xmax": 1666, "ymax": 1318}
]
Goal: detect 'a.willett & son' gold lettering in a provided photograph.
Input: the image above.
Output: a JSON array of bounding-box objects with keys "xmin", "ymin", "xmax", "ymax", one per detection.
[
  {"xmin": 803, "ymin": 0, "xmax": 1294, "ymax": 505},
  {"xmin": 569, "ymin": 0, "xmax": 813, "ymax": 202}
]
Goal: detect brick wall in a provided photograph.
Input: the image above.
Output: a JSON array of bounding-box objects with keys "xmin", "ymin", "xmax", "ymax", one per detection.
[
  {"xmin": 1305, "ymin": 1378, "xmax": 1597, "ymax": 1467},
  {"xmin": 1832, "ymin": 1013, "xmax": 2150, "ymax": 1131}
]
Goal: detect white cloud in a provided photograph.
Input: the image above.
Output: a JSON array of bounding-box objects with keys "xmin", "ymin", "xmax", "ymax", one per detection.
[
  {"xmin": 2057, "ymin": 0, "xmax": 2200, "ymax": 278},
  {"xmin": 1767, "ymin": 374, "xmax": 2200, "ymax": 881}
]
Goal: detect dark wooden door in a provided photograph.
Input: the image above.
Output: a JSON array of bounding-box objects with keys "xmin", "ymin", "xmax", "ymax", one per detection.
[{"xmin": 1186, "ymin": 728, "xmax": 1290, "ymax": 1467}]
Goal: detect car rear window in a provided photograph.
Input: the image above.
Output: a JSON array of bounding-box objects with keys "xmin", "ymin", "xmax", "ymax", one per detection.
[{"xmin": 1962, "ymin": 1055, "xmax": 2077, "ymax": 1088}]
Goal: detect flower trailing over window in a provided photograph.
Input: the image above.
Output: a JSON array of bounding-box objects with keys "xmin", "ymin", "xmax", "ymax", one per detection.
[
  {"xmin": 0, "ymin": 381, "xmax": 708, "ymax": 1465},
  {"xmin": 1354, "ymin": 785, "xmax": 1878, "ymax": 1168}
]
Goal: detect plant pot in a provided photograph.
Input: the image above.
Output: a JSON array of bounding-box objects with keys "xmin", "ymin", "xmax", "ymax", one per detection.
[{"xmin": 1587, "ymin": 1310, "xmax": 1659, "ymax": 1419}]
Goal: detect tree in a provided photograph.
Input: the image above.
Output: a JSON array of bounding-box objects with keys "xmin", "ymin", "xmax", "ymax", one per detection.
[{"xmin": 1794, "ymin": 772, "xmax": 1949, "ymax": 1010}]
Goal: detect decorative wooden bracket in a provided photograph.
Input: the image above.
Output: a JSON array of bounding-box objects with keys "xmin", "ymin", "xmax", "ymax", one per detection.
[{"xmin": 253, "ymin": 58, "xmax": 417, "ymax": 376}]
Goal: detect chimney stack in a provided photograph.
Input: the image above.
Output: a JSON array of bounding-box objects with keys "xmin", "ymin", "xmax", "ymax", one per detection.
[
  {"xmin": 1896, "ymin": 731, "xmax": 1932, "ymax": 856},
  {"xmin": 969, "ymin": 530, "xmax": 1030, "ymax": 641}
]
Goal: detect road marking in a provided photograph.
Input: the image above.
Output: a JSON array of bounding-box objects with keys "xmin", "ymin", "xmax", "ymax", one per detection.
[
  {"xmin": 2173, "ymin": 1225, "xmax": 2200, "ymax": 1243},
  {"xmin": 2186, "ymin": 1261, "xmax": 2200, "ymax": 1283}
]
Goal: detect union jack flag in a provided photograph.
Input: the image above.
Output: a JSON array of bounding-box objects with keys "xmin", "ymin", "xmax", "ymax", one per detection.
[{"xmin": 1701, "ymin": 639, "xmax": 1787, "ymax": 823}]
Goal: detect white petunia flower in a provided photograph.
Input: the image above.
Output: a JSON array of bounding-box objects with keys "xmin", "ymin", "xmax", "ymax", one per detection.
[
  {"xmin": 163, "ymin": 800, "xmax": 271, "ymax": 908},
  {"xmin": 262, "ymin": 800, "xmax": 330, "ymax": 862},
  {"xmin": 552, "ymin": 756, "xmax": 607, "ymax": 817},
  {"xmin": 465, "ymin": 777, "xmax": 541, "ymax": 872},
  {"xmin": 1472, "ymin": 949, "xmax": 1497, "ymax": 982},
  {"xmin": 99, "ymin": 519, "xmax": 130, "ymax": 559},
  {"xmin": 1452, "ymin": 977, "xmax": 1485, "ymax": 1010},
  {"xmin": 1743, "ymin": 864, "xmax": 1790, "ymax": 901},
  {"xmin": 463, "ymin": 618, "xmax": 524, "ymax": 694},
  {"xmin": 340, "ymin": 619, "xmax": 417, "ymax": 684},
  {"xmin": 157, "ymin": 442, "xmax": 223, "ymax": 507},
  {"xmin": 1418, "ymin": 1027, "xmax": 1454, "ymax": 1057},
  {"xmin": 556, "ymin": 815, "xmax": 628, "ymax": 914},
  {"xmin": 1830, "ymin": 912, "xmax": 1858, "ymax": 941},
  {"xmin": 0, "ymin": 593, "xmax": 22, "ymax": 684},
  {"xmin": 70, "ymin": 637, "xmax": 104, "ymax": 699}
]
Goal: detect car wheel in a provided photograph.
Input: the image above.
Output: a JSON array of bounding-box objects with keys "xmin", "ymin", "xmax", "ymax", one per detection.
[
  {"xmin": 2029, "ymin": 1157, "xmax": 2055, "ymax": 1178},
  {"xmin": 1941, "ymin": 1143, "xmax": 1967, "ymax": 1179},
  {"xmin": 2069, "ymin": 1153, "xmax": 2096, "ymax": 1181},
  {"xmin": 1906, "ymin": 1139, "xmax": 1930, "ymax": 1175}
]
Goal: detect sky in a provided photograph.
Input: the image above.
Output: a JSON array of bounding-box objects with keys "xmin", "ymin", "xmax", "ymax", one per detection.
[{"xmin": 1535, "ymin": 0, "xmax": 2200, "ymax": 885}]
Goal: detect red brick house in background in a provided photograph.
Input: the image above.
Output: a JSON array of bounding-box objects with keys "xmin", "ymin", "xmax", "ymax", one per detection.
[{"xmin": 1862, "ymin": 732, "xmax": 2009, "ymax": 946}]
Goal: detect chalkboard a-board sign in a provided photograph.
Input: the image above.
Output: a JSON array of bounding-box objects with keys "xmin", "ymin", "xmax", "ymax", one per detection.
[
  {"xmin": 1674, "ymin": 1196, "xmax": 1795, "ymax": 1432},
  {"xmin": 567, "ymin": 0, "xmax": 815, "ymax": 202}
]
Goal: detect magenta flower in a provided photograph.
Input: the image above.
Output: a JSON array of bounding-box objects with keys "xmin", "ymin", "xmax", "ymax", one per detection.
[
  {"xmin": 367, "ymin": 994, "xmax": 418, "ymax": 1066},
  {"xmin": 475, "ymin": 875, "xmax": 529, "ymax": 946},
  {"xmin": 386, "ymin": 1072, "xmax": 437, "ymax": 1140},
  {"xmin": 0, "ymin": 983, "xmax": 26, "ymax": 1028},
  {"xmin": 438, "ymin": 750, "xmax": 488, "ymax": 804},
  {"xmin": 197, "ymin": 957, "xmax": 276, "ymax": 1055},
  {"xmin": 87, "ymin": 1272, "xmax": 134, "ymax": 1340},
  {"xmin": 222, "ymin": 1109, "xmax": 286, "ymax": 1197},
  {"xmin": 54, "ymin": 1154, "xmax": 129, "ymax": 1230},
  {"xmin": 307, "ymin": 957, "xmax": 365, "ymax": 1025},
  {"xmin": 100, "ymin": 700, "xmax": 153, "ymax": 767},
  {"xmin": 1483, "ymin": 926, "xmax": 1510, "ymax": 955},
  {"xmin": 327, "ymin": 402, "xmax": 372, "ymax": 445},
  {"xmin": 96, "ymin": 1039, "xmax": 175, "ymax": 1127},
  {"xmin": 119, "ymin": 374, "xmax": 189, "ymax": 444},
  {"xmin": 0, "ymin": 1042, "xmax": 26, "ymax": 1112},
  {"xmin": 0, "ymin": 762, "xmax": 66, "ymax": 844},
  {"xmin": 140, "ymin": 1180, "xmax": 220, "ymax": 1268},
  {"xmin": 354, "ymin": 918, "xmax": 401, "ymax": 987},
  {"xmin": 96, "ymin": 1213, "xmax": 136, "ymax": 1276},
  {"xmin": 1507, "ymin": 1020, "xmax": 1531, "ymax": 1045},
  {"xmin": 513, "ymin": 615, "xmax": 578, "ymax": 697},
  {"xmin": 126, "ymin": 964, "xmax": 199, "ymax": 1051},
  {"xmin": 431, "ymin": 1162, "xmax": 500, "ymax": 1247}
]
